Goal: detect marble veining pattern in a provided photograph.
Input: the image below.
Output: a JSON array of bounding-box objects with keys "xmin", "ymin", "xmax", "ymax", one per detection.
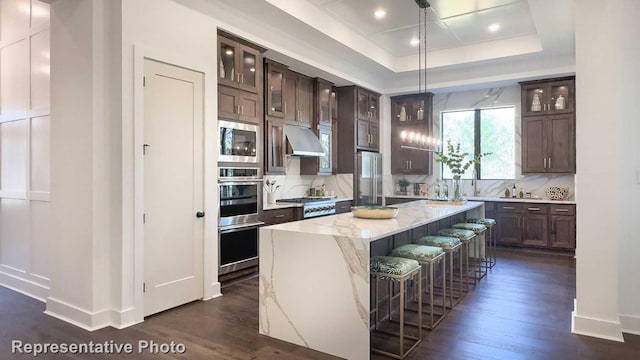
[
  {"xmin": 332, "ymin": 235, "xmax": 370, "ymax": 327},
  {"xmin": 259, "ymin": 200, "xmax": 484, "ymax": 360},
  {"xmin": 389, "ymin": 85, "xmax": 576, "ymax": 201}
]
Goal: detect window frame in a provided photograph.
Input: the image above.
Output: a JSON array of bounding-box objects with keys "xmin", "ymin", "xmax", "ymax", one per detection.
[{"xmin": 440, "ymin": 106, "xmax": 515, "ymax": 180}]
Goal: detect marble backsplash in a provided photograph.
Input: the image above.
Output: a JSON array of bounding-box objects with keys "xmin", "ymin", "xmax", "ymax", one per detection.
[
  {"xmin": 387, "ymin": 173, "xmax": 576, "ymax": 201},
  {"xmin": 262, "ymin": 157, "xmax": 353, "ymax": 205},
  {"xmin": 387, "ymin": 85, "xmax": 576, "ymax": 201}
]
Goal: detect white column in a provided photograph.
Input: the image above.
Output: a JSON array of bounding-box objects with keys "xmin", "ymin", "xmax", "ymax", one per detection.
[
  {"xmin": 573, "ymin": 0, "xmax": 640, "ymax": 340},
  {"xmin": 48, "ymin": 0, "xmax": 122, "ymax": 330}
]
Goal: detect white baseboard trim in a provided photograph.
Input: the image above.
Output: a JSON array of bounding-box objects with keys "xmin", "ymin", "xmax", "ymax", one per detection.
[
  {"xmin": 0, "ymin": 270, "xmax": 49, "ymax": 302},
  {"xmin": 619, "ymin": 314, "xmax": 640, "ymax": 336},
  {"xmin": 45, "ymin": 297, "xmax": 112, "ymax": 331},
  {"xmin": 203, "ymin": 281, "xmax": 222, "ymax": 300},
  {"xmin": 572, "ymin": 299, "xmax": 624, "ymax": 342},
  {"xmin": 109, "ymin": 307, "xmax": 141, "ymax": 329}
]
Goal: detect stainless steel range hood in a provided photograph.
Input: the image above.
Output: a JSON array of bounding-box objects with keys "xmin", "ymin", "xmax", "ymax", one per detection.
[{"xmin": 285, "ymin": 125, "xmax": 324, "ymax": 157}]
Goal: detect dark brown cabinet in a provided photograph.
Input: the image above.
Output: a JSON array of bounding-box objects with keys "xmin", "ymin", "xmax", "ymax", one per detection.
[
  {"xmin": 521, "ymin": 205, "xmax": 549, "ymax": 247},
  {"xmin": 520, "ymin": 77, "xmax": 576, "ymax": 174},
  {"xmin": 336, "ymin": 86, "xmax": 380, "ymax": 173},
  {"xmin": 549, "ymin": 204, "xmax": 576, "ymax": 249},
  {"xmin": 218, "ymin": 33, "xmax": 263, "ymax": 94},
  {"xmin": 335, "ymin": 200, "xmax": 353, "ymax": 214},
  {"xmin": 494, "ymin": 201, "xmax": 575, "ymax": 250},
  {"xmin": 218, "ymin": 85, "xmax": 261, "ymax": 124},
  {"xmin": 262, "ymin": 207, "xmax": 302, "ymax": 226},
  {"xmin": 520, "ymin": 78, "xmax": 575, "ymax": 117},
  {"xmin": 301, "ymin": 78, "xmax": 335, "ymax": 175},
  {"xmin": 390, "ymin": 93, "xmax": 434, "ymax": 175},
  {"xmin": 264, "ymin": 59, "xmax": 312, "ymax": 128},
  {"xmin": 265, "ymin": 118, "xmax": 285, "ymax": 174},
  {"xmin": 522, "ymin": 114, "xmax": 575, "ymax": 173}
]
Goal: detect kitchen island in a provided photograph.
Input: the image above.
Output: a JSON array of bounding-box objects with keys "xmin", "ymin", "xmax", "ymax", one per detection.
[{"xmin": 258, "ymin": 200, "xmax": 484, "ymax": 360}]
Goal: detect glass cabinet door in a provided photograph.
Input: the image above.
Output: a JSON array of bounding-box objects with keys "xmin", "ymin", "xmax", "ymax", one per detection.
[
  {"xmin": 240, "ymin": 47, "xmax": 257, "ymax": 90},
  {"xmin": 356, "ymin": 88, "xmax": 370, "ymax": 121},
  {"xmin": 318, "ymin": 81, "xmax": 332, "ymax": 126},
  {"xmin": 548, "ymin": 81, "xmax": 574, "ymax": 113},
  {"xmin": 368, "ymin": 93, "xmax": 379, "ymax": 122},
  {"xmin": 218, "ymin": 38, "xmax": 237, "ymax": 87},
  {"xmin": 331, "ymin": 89, "xmax": 338, "ymax": 122},
  {"xmin": 266, "ymin": 63, "xmax": 285, "ymax": 118},
  {"xmin": 266, "ymin": 119, "xmax": 285, "ymax": 174},
  {"xmin": 318, "ymin": 126, "xmax": 332, "ymax": 174}
]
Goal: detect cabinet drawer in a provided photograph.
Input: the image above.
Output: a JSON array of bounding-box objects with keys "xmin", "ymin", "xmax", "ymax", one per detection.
[
  {"xmin": 335, "ymin": 200, "xmax": 352, "ymax": 214},
  {"xmin": 550, "ymin": 204, "xmax": 575, "ymax": 216},
  {"xmin": 262, "ymin": 208, "xmax": 297, "ymax": 225},
  {"xmin": 523, "ymin": 204, "xmax": 549, "ymax": 214},
  {"xmin": 496, "ymin": 202, "xmax": 522, "ymax": 213}
]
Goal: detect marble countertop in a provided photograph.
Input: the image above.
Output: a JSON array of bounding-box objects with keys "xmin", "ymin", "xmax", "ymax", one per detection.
[
  {"xmin": 387, "ymin": 194, "xmax": 576, "ymax": 205},
  {"xmin": 262, "ymin": 200, "xmax": 483, "ymax": 241},
  {"xmin": 263, "ymin": 197, "xmax": 353, "ymax": 211}
]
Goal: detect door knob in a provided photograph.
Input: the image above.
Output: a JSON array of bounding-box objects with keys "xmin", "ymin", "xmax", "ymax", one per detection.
[{"xmin": 196, "ymin": 211, "xmax": 205, "ymax": 218}]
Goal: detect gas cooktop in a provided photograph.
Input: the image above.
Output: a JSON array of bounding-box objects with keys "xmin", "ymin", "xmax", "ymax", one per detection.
[{"xmin": 276, "ymin": 197, "xmax": 336, "ymax": 218}]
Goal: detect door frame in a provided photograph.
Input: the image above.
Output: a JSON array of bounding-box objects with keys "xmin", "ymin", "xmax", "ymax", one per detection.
[{"xmin": 131, "ymin": 44, "xmax": 220, "ymax": 325}]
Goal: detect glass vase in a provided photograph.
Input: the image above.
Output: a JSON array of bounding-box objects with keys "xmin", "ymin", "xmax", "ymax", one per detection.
[{"xmin": 452, "ymin": 177, "xmax": 463, "ymax": 201}]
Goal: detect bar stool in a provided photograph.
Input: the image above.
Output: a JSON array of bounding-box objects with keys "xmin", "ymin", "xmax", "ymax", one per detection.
[
  {"xmin": 370, "ymin": 256, "xmax": 422, "ymax": 359},
  {"xmin": 466, "ymin": 218, "xmax": 497, "ymax": 269},
  {"xmin": 452, "ymin": 223, "xmax": 488, "ymax": 282},
  {"xmin": 436, "ymin": 228, "xmax": 476, "ymax": 292},
  {"xmin": 390, "ymin": 244, "xmax": 447, "ymax": 330},
  {"xmin": 414, "ymin": 236, "xmax": 463, "ymax": 309}
]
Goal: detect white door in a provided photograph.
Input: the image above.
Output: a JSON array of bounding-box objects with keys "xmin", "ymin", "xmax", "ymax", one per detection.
[{"xmin": 143, "ymin": 59, "xmax": 204, "ymax": 316}]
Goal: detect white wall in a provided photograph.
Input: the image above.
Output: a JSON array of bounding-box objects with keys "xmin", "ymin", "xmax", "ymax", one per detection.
[
  {"xmin": 0, "ymin": 0, "xmax": 51, "ymax": 301},
  {"xmin": 385, "ymin": 85, "xmax": 576, "ymax": 200},
  {"xmin": 572, "ymin": 0, "xmax": 640, "ymax": 340}
]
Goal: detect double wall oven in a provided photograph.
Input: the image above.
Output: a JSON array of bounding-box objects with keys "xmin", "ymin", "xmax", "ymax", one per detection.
[{"xmin": 218, "ymin": 166, "xmax": 263, "ymax": 275}]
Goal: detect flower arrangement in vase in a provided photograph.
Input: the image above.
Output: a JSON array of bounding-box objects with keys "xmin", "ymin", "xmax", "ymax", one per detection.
[{"xmin": 434, "ymin": 140, "xmax": 491, "ymax": 201}]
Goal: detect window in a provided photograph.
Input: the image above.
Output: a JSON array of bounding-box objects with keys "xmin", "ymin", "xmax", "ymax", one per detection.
[{"xmin": 441, "ymin": 107, "xmax": 515, "ymax": 179}]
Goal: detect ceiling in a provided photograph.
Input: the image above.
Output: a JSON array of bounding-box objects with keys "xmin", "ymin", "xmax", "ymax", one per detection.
[
  {"xmin": 179, "ymin": 0, "xmax": 575, "ymax": 93},
  {"xmin": 305, "ymin": 0, "xmax": 537, "ymax": 56}
]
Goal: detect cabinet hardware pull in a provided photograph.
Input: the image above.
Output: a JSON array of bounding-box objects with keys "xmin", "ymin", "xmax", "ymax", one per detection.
[
  {"xmin": 284, "ymin": 101, "xmax": 287, "ymax": 113},
  {"xmin": 409, "ymin": 160, "xmax": 412, "ymax": 168},
  {"xmin": 240, "ymin": 73, "xmax": 244, "ymax": 84},
  {"xmin": 555, "ymin": 209, "xmax": 569, "ymax": 212},
  {"xmin": 527, "ymin": 207, "xmax": 541, "ymax": 211},
  {"xmin": 503, "ymin": 206, "xmax": 515, "ymax": 210},
  {"xmin": 241, "ymin": 106, "xmax": 244, "ymax": 115},
  {"xmin": 544, "ymin": 157, "xmax": 547, "ymax": 169},
  {"xmin": 548, "ymin": 157, "xmax": 552, "ymax": 168},
  {"xmin": 274, "ymin": 214, "xmax": 285, "ymax": 218}
]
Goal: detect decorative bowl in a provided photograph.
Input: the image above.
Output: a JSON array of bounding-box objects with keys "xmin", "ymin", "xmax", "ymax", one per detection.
[
  {"xmin": 544, "ymin": 186, "xmax": 569, "ymax": 201},
  {"xmin": 351, "ymin": 206, "xmax": 399, "ymax": 219}
]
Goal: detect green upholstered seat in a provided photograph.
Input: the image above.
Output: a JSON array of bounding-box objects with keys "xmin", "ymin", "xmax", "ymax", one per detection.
[
  {"xmin": 465, "ymin": 218, "xmax": 496, "ymax": 227},
  {"xmin": 415, "ymin": 236, "xmax": 461, "ymax": 250},
  {"xmin": 390, "ymin": 244, "xmax": 444, "ymax": 263},
  {"xmin": 370, "ymin": 256, "xmax": 420, "ymax": 276},
  {"xmin": 452, "ymin": 222, "xmax": 487, "ymax": 234},
  {"xmin": 437, "ymin": 228, "xmax": 476, "ymax": 242}
]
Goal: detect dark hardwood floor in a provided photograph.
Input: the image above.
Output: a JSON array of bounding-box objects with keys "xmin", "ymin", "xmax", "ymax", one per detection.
[{"xmin": 1, "ymin": 248, "xmax": 639, "ymax": 359}]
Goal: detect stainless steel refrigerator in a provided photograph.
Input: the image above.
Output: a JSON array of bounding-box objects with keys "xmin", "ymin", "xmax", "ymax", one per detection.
[{"xmin": 354, "ymin": 151, "xmax": 382, "ymax": 206}]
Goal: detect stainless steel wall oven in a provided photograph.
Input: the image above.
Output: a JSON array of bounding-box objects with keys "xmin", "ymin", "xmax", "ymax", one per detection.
[{"xmin": 218, "ymin": 167, "xmax": 263, "ymax": 275}]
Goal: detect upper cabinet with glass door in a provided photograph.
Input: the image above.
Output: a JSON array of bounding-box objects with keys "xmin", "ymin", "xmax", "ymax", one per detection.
[
  {"xmin": 391, "ymin": 93, "xmax": 433, "ymax": 123},
  {"xmin": 520, "ymin": 77, "xmax": 575, "ymax": 117},
  {"xmin": 217, "ymin": 32, "xmax": 264, "ymax": 94}
]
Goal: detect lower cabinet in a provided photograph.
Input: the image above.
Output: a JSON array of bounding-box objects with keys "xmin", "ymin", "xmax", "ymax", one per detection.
[
  {"xmin": 384, "ymin": 197, "xmax": 415, "ymax": 205},
  {"xmin": 495, "ymin": 202, "xmax": 575, "ymax": 250},
  {"xmin": 335, "ymin": 200, "xmax": 353, "ymax": 214},
  {"xmin": 262, "ymin": 207, "xmax": 302, "ymax": 226}
]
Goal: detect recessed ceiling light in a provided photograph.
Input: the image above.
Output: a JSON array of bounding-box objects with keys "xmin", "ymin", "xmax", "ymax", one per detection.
[
  {"xmin": 410, "ymin": 37, "xmax": 420, "ymax": 46},
  {"xmin": 374, "ymin": 8, "xmax": 386, "ymax": 19},
  {"xmin": 488, "ymin": 23, "xmax": 500, "ymax": 32}
]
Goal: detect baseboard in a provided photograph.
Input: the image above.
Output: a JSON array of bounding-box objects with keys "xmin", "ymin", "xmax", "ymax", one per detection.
[
  {"xmin": 0, "ymin": 270, "xmax": 49, "ymax": 302},
  {"xmin": 572, "ymin": 299, "xmax": 624, "ymax": 342},
  {"xmin": 619, "ymin": 314, "xmax": 640, "ymax": 336},
  {"xmin": 45, "ymin": 297, "xmax": 112, "ymax": 331},
  {"xmin": 109, "ymin": 307, "xmax": 141, "ymax": 329},
  {"xmin": 203, "ymin": 281, "xmax": 222, "ymax": 300}
]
